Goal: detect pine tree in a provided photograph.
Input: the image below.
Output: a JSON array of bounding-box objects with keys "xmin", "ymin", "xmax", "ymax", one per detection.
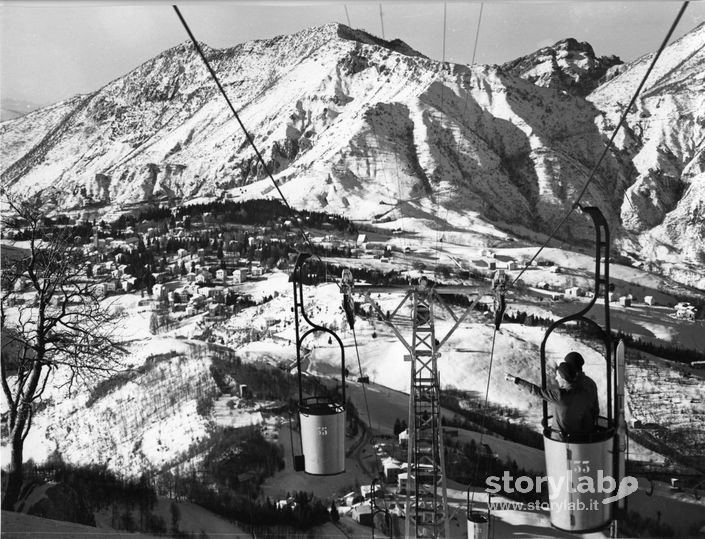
[{"xmin": 393, "ymin": 418, "xmax": 402, "ymax": 435}]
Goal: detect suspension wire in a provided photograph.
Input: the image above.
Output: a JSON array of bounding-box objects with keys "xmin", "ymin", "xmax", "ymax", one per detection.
[
  {"xmin": 457, "ymin": 1, "xmax": 483, "ymax": 152},
  {"xmin": 344, "ymin": 4, "xmax": 351, "ymax": 27},
  {"xmin": 379, "ymin": 4, "xmax": 385, "ymax": 39},
  {"xmin": 173, "ymin": 5, "xmax": 348, "ymax": 298},
  {"xmin": 442, "ymin": 2, "xmax": 448, "ymax": 67},
  {"xmin": 443, "ymin": 3, "xmax": 484, "ymax": 272},
  {"xmin": 434, "ymin": 2, "xmax": 449, "ymax": 259},
  {"xmin": 469, "ymin": 326, "xmax": 498, "ymax": 508},
  {"xmin": 509, "ymin": 1, "xmax": 689, "ymax": 289},
  {"xmin": 368, "ymin": 105, "xmax": 396, "ymax": 218},
  {"xmin": 391, "ymin": 116, "xmax": 406, "ymax": 243},
  {"xmin": 172, "ymin": 5, "xmax": 319, "ymax": 258},
  {"xmin": 470, "ymin": 3, "xmax": 484, "ymax": 67},
  {"xmin": 174, "ymin": 7, "xmax": 347, "ymax": 451},
  {"xmin": 352, "ymin": 325, "xmax": 384, "ymax": 477}
]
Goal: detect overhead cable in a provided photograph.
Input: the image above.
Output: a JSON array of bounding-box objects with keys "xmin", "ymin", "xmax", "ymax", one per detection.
[{"xmin": 172, "ymin": 5, "xmax": 318, "ymax": 256}]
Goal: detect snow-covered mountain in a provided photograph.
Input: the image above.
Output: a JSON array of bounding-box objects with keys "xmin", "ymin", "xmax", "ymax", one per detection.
[
  {"xmin": 588, "ymin": 21, "xmax": 705, "ymax": 277},
  {"xmin": 1, "ymin": 22, "xmax": 703, "ymax": 279},
  {"xmin": 502, "ymin": 38, "xmax": 623, "ymax": 97}
]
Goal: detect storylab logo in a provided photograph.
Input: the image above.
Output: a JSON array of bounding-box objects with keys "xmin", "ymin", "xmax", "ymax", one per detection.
[{"xmin": 485, "ymin": 470, "xmax": 639, "ymax": 505}]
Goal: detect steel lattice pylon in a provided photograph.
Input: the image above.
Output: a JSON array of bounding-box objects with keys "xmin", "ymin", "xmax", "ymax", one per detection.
[
  {"xmin": 347, "ymin": 281, "xmax": 480, "ymax": 538},
  {"xmin": 404, "ymin": 288, "xmax": 449, "ymax": 538}
]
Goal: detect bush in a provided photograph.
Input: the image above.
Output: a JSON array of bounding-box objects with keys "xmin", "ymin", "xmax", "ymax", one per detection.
[
  {"xmin": 196, "ymin": 394, "xmax": 215, "ymax": 417},
  {"xmin": 144, "ymin": 512, "xmax": 167, "ymax": 534}
]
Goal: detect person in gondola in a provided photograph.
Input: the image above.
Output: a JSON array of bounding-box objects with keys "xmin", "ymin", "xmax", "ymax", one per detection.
[
  {"xmin": 506, "ymin": 362, "xmax": 595, "ymax": 441},
  {"xmin": 563, "ymin": 351, "xmax": 599, "ymax": 426},
  {"xmin": 491, "ymin": 269, "xmax": 508, "ymax": 331}
]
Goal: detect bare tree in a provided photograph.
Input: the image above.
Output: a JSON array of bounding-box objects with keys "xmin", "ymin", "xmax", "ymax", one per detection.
[{"xmin": 1, "ymin": 193, "xmax": 125, "ymax": 509}]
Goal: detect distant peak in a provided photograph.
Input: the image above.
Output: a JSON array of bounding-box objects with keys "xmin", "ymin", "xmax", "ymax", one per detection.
[
  {"xmin": 549, "ymin": 38, "xmax": 597, "ymax": 58},
  {"xmin": 335, "ymin": 23, "xmax": 427, "ymax": 58},
  {"xmin": 502, "ymin": 37, "xmax": 622, "ymax": 97}
]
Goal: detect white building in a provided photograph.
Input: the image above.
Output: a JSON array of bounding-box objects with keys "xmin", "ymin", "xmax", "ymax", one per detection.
[
  {"xmin": 340, "ymin": 492, "xmax": 359, "ymax": 507},
  {"xmin": 195, "ymin": 270, "xmax": 212, "ymax": 284},
  {"xmin": 398, "ymin": 429, "xmax": 409, "ymax": 446},
  {"xmin": 397, "ymin": 464, "xmax": 437, "ymax": 493},
  {"xmin": 350, "ymin": 502, "xmax": 373, "ymax": 526},
  {"xmin": 382, "ymin": 457, "xmax": 403, "ymax": 483},
  {"xmin": 360, "ymin": 483, "xmax": 382, "ymax": 500},
  {"xmin": 233, "ymin": 268, "xmax": 247, "ymax": 283},
  {"xmin": 153, "ymin": 283, "xmax": 166, "ymax": 299},
  {"xmin": 565, "ymin": 287, "xmax": 583, "ymax": 298}
]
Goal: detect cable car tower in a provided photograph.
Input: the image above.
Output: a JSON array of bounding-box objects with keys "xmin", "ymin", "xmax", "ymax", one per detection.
[{"xmin": 342, "ymin": 273, "xmax": 482, "ymax": 538}]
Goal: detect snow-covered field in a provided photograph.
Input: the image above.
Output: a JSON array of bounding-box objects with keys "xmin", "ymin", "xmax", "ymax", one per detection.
[
  {"xmin": 2, "ymin": 251, "xmax": 704, "ymax": 537},
  {"xmin": 7, "ymin": 248, "xmax": 702, "ymax": 468}
]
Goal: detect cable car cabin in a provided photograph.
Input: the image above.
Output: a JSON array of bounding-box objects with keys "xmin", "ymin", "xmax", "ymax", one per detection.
[
  {"xmin": 542, "ymin": 421, "xmax": 615, "ymax": 531},
  {"xmin": 467, "ymin": 490, "xmax": 492, "ymax": 539},
  {"xmin": 291, "ymin": 253, "xmax": 347, "ymax": 476},
  {"xmin": 298, "ymin": 396, "xmax": 345, "ymax": 475},
  {"xmin": 467, "ymin": 512, "xmax": 490, "ymax": 539},
  {"xmin": 538, "ymin": 206, "xmax": 624, "ymax": 534}
]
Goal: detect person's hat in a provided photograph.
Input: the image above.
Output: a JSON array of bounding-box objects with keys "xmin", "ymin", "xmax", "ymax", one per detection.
[
  {"xmin": 556, "ymin": 362, "xmax": 577, "ymax": 383},
  {"xmin": 563, "ymin": 351, "xmax": 584, "ymax": 370}
]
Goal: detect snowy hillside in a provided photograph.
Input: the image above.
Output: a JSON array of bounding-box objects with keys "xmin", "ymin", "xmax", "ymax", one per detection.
[{"xmin": 588, "ymin": 22, "xmax": 705, "ymax": 281}]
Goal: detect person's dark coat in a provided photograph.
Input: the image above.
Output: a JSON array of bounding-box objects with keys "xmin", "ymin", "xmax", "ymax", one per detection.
[
  {"xmin": 514, "ymin": 377, "xmax": 595, "ymax": 439},
  {"xmin": 576, "ymin": 372, "xmax": 599, "ymax": 424}
]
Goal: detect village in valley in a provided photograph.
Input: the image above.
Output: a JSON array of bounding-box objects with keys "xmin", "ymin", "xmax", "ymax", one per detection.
[{"xmin": 5, "ymin": 198, "xmax": 697, "ymax": 343}]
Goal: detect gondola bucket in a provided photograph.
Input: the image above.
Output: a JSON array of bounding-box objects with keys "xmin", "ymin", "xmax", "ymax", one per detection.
[
  {"xmin": 298, "ymin": 395, "xmax": 346, "ymax": 475},
  {"xmin": 543, "ymin": 429, "xmax": 615, "ymax": 532},
  {"xmin": 467, "ymin": 490, "xmax": 491, "ymax": 539},
  {"xmin": 467, "ymin": 511, "xmax": 490, "ymax": 539}
]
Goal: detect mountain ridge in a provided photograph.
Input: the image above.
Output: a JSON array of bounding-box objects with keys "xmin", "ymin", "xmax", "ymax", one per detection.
[{"xmin": 1, "ymin": 22, "xmax": 703, "ymax": 285}]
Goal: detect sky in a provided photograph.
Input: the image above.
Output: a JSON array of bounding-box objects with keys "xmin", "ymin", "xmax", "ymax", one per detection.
[{"xmin": 1, "ymin": 1, "xmax": 704, "ymax": 107}]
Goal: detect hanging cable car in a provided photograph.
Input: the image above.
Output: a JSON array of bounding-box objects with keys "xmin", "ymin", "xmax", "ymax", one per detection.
[
  {"xmin": 291, "ymin": 253, "xmax": 347, "ymax": 475},
  {"xmin": 491, "ymin": 269, "xmax": 508, "ymax": 331},
  {"xmin": 538, "ymin": 206, "xmax": 625, "ymax": 533},
  {"xmin": 467, "ymin": 489, "xmax": 492, "ymax": 539}
]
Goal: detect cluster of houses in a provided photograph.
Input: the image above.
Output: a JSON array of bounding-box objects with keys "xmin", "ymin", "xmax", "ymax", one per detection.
[
  {"xmin": 79, "ymin": 221, "xmax": 293, "ymax": 320},
  {"xmin": 333, "ymin": 429, "xmax": 439, "ymax": 526},
  {"xmin": 674, "ymin": 302, "xmax": 697, "ymax": 320},
  {"xmin": 562, "ymin": 288, "xmax": 699, "ymax": 318},
  {"xmin": 310, "ymin": 233, "xmax": 395, "ymax": 259},
  {"xmin": 472, "ymin": 251, "xmax": 520, "ymax": 272},
  {"xmin": 7, "ymin": 212, "xmax": 410, "ymax": 325}
]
